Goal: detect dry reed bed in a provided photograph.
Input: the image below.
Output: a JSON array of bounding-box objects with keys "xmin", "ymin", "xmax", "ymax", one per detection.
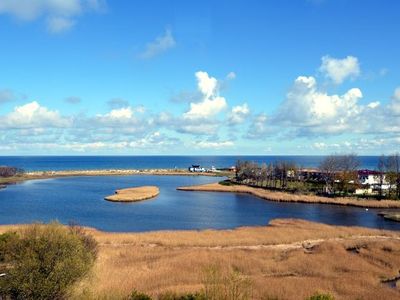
[
  {"xmin": 104, "ymin": 186, "xmax": 159, "ymax": 202},
  {"xmin": 1, "ymin": 219, "xmax": 400, "ymax": 299},
  {"xmin": 177, "ymin": 182, "xmax": 400, "ymax": 209}
]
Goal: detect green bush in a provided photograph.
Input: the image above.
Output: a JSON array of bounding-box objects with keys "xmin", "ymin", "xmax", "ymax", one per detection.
[
  {"xmin": 158, "ymin": 292, "xmax": 207, "ymax": 300},
  {"xmin": 306, "ymin": 292, "xmax": 335, "ymax": 300},
  {"xmin": 0, "ymin": 222, "xmax": 97, "ymax": 300},
  {"xmin": 128, "ymin": 289, "xmax": 152, "ymax": 300},
  {"xmin": 0, "ymin": 231, "xmax": 18, "ymax": 263},
  {"xmin": 219, "ymin": 180, "xmax": 237, "ymax": 186}
]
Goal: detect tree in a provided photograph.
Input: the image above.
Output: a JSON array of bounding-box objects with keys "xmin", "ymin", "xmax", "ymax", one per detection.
[
  {"xmin": 319, "ymin": 155, "xmax": 340, "ymax": 195},
  {"xmin": 0, "ymin": 166, "xmax": 24, "ymax": 177},
  {"xmin": 386, "ymin": 153, "xmax": 400, "ymax": 199},
  {"xmin": 377, "ymin": 155, "xmax": 386, "ymax": 197},
  {"xmin": 0, "ymin": 222, "xmax": 97, "ymax": 300},
  {"xmin": 336, "ymin": 154, "xmax": 360, "ymax": 195}
]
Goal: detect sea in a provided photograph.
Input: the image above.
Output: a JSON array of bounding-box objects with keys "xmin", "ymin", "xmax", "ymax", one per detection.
[{"xmin": 0, "ymin": 155, "xmax": 382, "ymax": 171}]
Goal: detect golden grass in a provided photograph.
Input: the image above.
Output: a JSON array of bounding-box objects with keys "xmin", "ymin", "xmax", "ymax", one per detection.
[
  {"xmin": 178, "ymin": 182, "xmax": 400, "ymax": 209},
  {"xmin": 3, "ymin": 219, "xmax": 399, "ymax": 299},
  {"xmin": 104, "ymin": 186, "xmax": 160, "ymax": 202}
]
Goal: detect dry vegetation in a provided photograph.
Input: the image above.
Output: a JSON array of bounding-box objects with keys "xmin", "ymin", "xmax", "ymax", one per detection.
[
  {"xmin": 2, "ymin": 219, "xmax": 398, "ymax": 299},
  {"xmin": 178, "ymin": 182, "xmax": 400, "ymax": 209},
  {"xmin": 105, "ymin": 186, "xmax": 160, "ymax": 202}
]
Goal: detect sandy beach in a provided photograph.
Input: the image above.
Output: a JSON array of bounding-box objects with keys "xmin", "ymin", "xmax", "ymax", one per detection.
[{"xmin": 177, "ymin": 182, "xmax": 400, "ymax": 209}]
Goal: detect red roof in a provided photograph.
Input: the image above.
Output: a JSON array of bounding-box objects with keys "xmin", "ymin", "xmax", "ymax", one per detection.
[{"xmin": 358, "ymin": 169, "xmax": 382, "ymax": 176}]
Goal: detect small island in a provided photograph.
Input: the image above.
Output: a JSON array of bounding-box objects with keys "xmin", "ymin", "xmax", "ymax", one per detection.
[{"xmin": 104, "ymin": 186, "xmax": 159, "ymax": 202}]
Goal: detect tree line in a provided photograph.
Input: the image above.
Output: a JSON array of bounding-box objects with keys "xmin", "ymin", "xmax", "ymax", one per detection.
[
  {"xmin": 0, "ymin": 166, "xmax": 24, "ymax": 178},
  {"xmin": 234, "ymin": 153, "xmax": 400, "ymax": 199}
]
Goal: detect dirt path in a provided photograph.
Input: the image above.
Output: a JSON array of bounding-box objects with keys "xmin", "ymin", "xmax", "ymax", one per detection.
[{"xmin": 99, "ymin": 234, "xmax": 400, "ymax": 251}]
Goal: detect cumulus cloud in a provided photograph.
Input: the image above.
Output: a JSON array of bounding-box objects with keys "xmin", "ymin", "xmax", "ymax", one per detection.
[
  {"xmin": 275, "ymin": 76, "xmax": 365, "ymax": 135},
  {"xmin": 139, "ymin": 28, "xmax": 176, "ymax": 59},
  {"xmin": 394, "ymin": 87, "xmax": 400, "ymax": 100},
  {"xmin": 228, "ymin": 103, "xmax": 250, "ymax": 125},
  {"xmin": 129, "ymin": 132, "xmax": 178, "ymax": 149},
  {"xmin": 388, "ymin": 87, "xmax": 400, "ymax": 115},
  {"xmin": 195, "ymin": 140, "xmax": 234, "ymax": 149},
  {"xmin": 319, "ymin": 55, "xmax": 360, "ymax": 84},
  {"xmin": 183, "ymin": 71, "xmax": 227, "ymax": 120},
  {"xmin": 0, "ymin": 101, "xmax": 71, "ymax": 129},
  {"xmin": 245, "ymin": 113, "xmax": 271, "ymax": 139},
  {"xmin": 0, "ymin": 0, "xmax": 105, "ymax": 33}
]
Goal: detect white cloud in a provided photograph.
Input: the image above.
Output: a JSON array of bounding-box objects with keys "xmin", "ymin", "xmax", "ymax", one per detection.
[
  {"xmin": 106, "ymin": 107, "xmax": 133, "ymax": 119},
  {"xmin": 388, "ymin": 87, "xmax": 400, "ymax": 115},
  {"xmin": 394, "ymin": 87, "xmax": 400, "ymax": 101},
  {"xmin": 228, "ymin": 103, "xmax": 250, "ymax": 125},
  {"xmin": 0, "ymin": 0, "xmax": 105, "ymax": 33},
  {"xmin": 319, "ymin": 55, "xmax": 360, "ymax": 84},
  {"xmin": 0, "ymin": 101, "xmax": 70, "ymax": 129},
  {"xmin": 195, "ymin": 140, "xmax": 234, "ymax": 149},
  {"xmin": 226, "ymin": 72, "xmax": 236, "ymax": 80},
  {"xmin": 367, "ymin": 101, "xmax": 380, "ymax": 109},
  {"xmin": 47, "ymin": 16, "xmax": 75, "ymax": 33},
  {"xmin": 139, "ymin": 28, "xmax": 176, "ymax": 59},
  {"xmin": 183, "ymin": 71, "xmax": 227, "ymax": 120},
  {"xmin": 129, "ymin": 132, "xmax": 178, "ymax": 149},
  {"xmin": 276, "ymin": 76, "xmax": 363, "ymax": 135},
  {"xmin": 245, "ymin": 113, "xmax": 270, "ymax": 139}
]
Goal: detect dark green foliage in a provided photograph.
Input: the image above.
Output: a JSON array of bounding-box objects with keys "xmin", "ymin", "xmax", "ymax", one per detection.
[
  {"xmin": 0, "ymin": 222, "xmax": 97, "ymax": 300},
  {"xmin": 0, "ymin": 231, "xmax": 18, "ymax": 262},
  {"xmin": 306, "ymin": 292, "xmax": 335, "ymax": 300},
  {"xmin": 158, "ymin": 292, "xmax": 207, "ymax": 300},
  {"xmin": 127, "ymin": 291, "xmax": 207, "ymax": 300},
  {"xmin": 128, "ymin": 289, "xmax": 153, "ymax": 300},
  {"xmin": 218, "ymin": 180, "xmax": 238, "ymax": 186}
]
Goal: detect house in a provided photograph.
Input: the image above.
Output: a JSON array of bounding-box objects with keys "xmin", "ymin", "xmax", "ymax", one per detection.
[
  {"xmin": 357, "ymin": 169, "xmax": 390, "ymax": 190},
  {"xmin": 188, "ymin": 165, "xmax": 206, "ymax": 172},
  {"xmin": 355, "ymin": 169, "xmax": 391, "ymax": 195}
]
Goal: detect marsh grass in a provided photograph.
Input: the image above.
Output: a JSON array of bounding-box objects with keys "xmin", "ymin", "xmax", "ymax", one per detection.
[
  {"xmin": 50, "ymin": 219, "xmax": 400, "ymax": 299},
  {"xmin": 178, "ymin": 182, "xmax": 400, "ymax": 208}
]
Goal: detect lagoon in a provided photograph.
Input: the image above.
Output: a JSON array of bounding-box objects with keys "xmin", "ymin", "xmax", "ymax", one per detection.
[{"xmin": 0, "ymin": 175, "xmax": 399, "ymax": 232}]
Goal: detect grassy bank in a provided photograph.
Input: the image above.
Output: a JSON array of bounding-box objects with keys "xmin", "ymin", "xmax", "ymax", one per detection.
[
  {"xmin": 2, "ymin": 219, "xmax": 399, "ymax": 299},
  {"xmin": 177, "ymin": 182, "xmax": 400, "ymax": 209}
]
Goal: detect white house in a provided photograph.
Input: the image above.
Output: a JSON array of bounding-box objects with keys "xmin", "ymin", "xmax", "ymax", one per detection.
[
  {"xmin": 188, "ymin": 165, "xmax": 206, "ymax": 172},
  {"xmin": 356, "ymin": 169, "xmax": 391, "ymax": 194}
]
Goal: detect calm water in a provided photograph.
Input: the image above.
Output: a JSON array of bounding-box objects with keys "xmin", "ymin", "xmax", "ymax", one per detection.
[
  {"xmin": 0, "ymin": 155, "xmax": 382, "ymax": 171},
  {"xmin": 0, "ymin": 175, "xmax": 399, "ymax": 232}
]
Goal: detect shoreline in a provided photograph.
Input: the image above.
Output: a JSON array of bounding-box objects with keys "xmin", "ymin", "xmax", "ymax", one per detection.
[
  {"xmin": 0, "ymin": 168, "xmax": 230, "ymax": 186},
  {"xmin": 177, "ymin": 182, "xmax": 400, "ymax": 209}
]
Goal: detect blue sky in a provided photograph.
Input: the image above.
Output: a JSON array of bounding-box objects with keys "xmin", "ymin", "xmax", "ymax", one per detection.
[{"xmin": 0, "ymin": 0, "xmax": 400, "ymax": 155}]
